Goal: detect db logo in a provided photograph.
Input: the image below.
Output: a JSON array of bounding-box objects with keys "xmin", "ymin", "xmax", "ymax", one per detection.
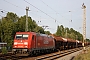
[{"xmin": 44, "ymin": 40, "xmax": 49, "ymax": 44}]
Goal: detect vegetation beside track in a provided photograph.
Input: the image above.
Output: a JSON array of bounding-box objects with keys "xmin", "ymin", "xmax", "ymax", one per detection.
[{"xmin": 74, "ymin": 48, "xmax": 90, "ymax": 60}]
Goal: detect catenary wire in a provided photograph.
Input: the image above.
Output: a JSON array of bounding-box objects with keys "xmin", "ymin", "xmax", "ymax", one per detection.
[
  {"xmin": 23, "ymin": 0, "xmax": 62, "ymax": 24},
  {"xmin": 3, "ymin": 0, "xmax": 24, "ymax": 10}
]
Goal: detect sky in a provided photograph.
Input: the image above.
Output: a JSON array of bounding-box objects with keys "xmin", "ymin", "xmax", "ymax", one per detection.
[{"xmin": 0, "ymin": 0, "xmax": 90, "ymax": 39}]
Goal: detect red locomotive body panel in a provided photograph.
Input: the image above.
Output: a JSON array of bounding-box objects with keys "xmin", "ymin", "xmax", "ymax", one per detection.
[{"xmin": 36, "ymin": 34, "xmax": 55, "ymax": 49}]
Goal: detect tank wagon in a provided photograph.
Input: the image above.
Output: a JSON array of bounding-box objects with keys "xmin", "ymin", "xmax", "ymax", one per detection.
[{"xmin": 12, "ymin": 32, "xmax": 55, "ymax": 55}]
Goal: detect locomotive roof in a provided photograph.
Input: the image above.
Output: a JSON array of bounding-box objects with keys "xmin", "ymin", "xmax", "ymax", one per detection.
[
  {"xmin": 16, "ymin": 32, "xmax": 53, "ymax": 38},
  {"xmin": 16, "ymin": 32, "xmax": 34, "ymax": 34},
  {"xmin": 36, "ymin": 33, "xmax": 53, "ymax": 38}
]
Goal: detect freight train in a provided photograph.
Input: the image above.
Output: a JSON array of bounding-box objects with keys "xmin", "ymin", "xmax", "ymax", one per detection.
[{"xmin": 12, "ymin": 32, "xmax": 90, "ymax": 55}]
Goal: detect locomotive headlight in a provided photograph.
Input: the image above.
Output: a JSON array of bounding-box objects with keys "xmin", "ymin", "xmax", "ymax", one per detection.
[
  {"xmin": 15, "ymin": 46, "xmax": 17, "ymax": 47},
  {"xmin": 24, "ymin": 42, "xmax": 28, "ymax": 45},
  {"xmin": 14, "ymin": 42, "xmax": 17, "ymax": 45}
]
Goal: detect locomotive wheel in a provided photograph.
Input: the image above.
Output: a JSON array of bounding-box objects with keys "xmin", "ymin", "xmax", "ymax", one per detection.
[{"xmin": 28, "ymin": 52, "xmax": 33, "ymax": 56}]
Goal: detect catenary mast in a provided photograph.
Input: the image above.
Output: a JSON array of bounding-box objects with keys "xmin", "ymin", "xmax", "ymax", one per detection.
[
  {"xmin": 82, "ymin": 3, "xmax": 86, "ymax": 49},
  {"xmin": 25, "ymin": 7, "xmax": 29, "ymax": 32}
]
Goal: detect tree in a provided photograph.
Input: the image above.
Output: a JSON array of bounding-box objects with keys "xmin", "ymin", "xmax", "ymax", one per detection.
[
  {"xmin": 34, "ymin": 26, "xmax": 45, "ymax": 34},
  {"xmin": 56, "ymin": 26, "xmax": 61, "ymax": 36},
  {"xmin": 45, "ymin": 31, "xmax": 51, "ymax": 35},
  {"xmin": 86, "ymin": 39, "xmax": 90, "ymax": 42},
  {"xmin": 6, "ymin": 12, "xmax": 18, "ymax": 22},
  {"xmin": 0, "ymin": 17, "xmax": 14, "ymax": 48},
  {"xmin": 55, "ymin": 25, "xmax": 84, "ymax": 41},
  {"xmin": 60, "ymin": 25, "xmax": 64, "ymax": 37}
]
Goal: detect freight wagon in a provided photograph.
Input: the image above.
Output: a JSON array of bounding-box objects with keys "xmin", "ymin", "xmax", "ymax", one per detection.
[{"xmin": 52, "ymin": 35, "xmax": 85, "ymax": 50}]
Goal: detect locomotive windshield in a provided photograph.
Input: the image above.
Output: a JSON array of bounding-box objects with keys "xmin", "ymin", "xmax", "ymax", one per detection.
[{"xmin": 16, "ymin": 34, "xmax": 29, "ymax": 39}]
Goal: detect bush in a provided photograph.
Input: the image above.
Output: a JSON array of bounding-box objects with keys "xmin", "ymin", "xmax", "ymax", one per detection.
[{"xmin": 1, "ymin": 47, "xmax": 7, "ymax": 54}]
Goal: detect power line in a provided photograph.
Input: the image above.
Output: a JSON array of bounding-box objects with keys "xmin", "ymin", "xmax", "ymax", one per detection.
[
  {"xmin": 3, "ymin": 0, "xmax": 59, "ymax": 23},
  {"xmin": 0, "ymin": 9, "xmax": 8, "ymax": 13},
  {"xmin": 3, "ymin": 0, "xmax": 62, "ymax": 27},
  {"xmin": 40, "ymin": 0, "xmax": 58, "ymax": 13},
  {"xmin": 39, "ymin": 0, "xmax": 61, "ymax": 23},
  {"xmin": 39, "ymin": 0, "xmax": 72, "ymax": 25},
  {"xmin": 23, "ymin": 0, "xmax": 62, "ymax": 24},
  {"xmin": 2, "ymin": 0, "xmax": 44, "ymax": 20},
  {"xmin": 3, "ymin": 0, "xmax": 62, "ymax": 25},
  {"xmin": 40, "ymin": 0, "xmax": 68, "ymax": 18},
  {"xmin": 3, "ymin": 0, "xmax": 44, "ymax": 20},
  {"xmin": 3, "ymin": 0, "xmax": 24, "ymax": 10},
  {"xmin": 0, "ymin": 9, "xmax": 8, "ymax": 18},
  {"xmin": 40, "ymin": 1, "xmax": 69, "ymax": 17},
  {"xmin": 40, "ymin": 0, "xmax": 65, "ymax": 24}
]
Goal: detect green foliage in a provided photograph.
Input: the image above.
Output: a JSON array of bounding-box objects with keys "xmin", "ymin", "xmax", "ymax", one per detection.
[
  {"xmin": 56, "ymin": 25, "xmax": 62, "ymax": 36},
  {"xmin": 6, "ymin": 12, "xmax": 18, "ymax": 22},
  {"xmin": 1, "ymin": 47, "xmax": 7, "ymax": 54},
  {"xmin": 45, "ymin": 31, "xmax": 51, "ymax": 35},
  {"xmin": 34, "ymin": 26, "xmax": 45, "ymax": 34},
  {"xmin": 86, "ymin": 39, "xmax": 90, "ymax": 42},
  {"xmin": 55, "ymin": 25, "xmax": 84, "ymax": 41}
]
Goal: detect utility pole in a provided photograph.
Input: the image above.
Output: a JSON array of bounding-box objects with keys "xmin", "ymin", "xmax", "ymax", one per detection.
[
  {"xmin": 82, "ymin": 3, "xmax": 86, "ymax": 50},
  {"xmin": 66, "ymin": 30, "xmax": 67, "ymax": 38},
  {"xmin": 25, "ymin": 7, "xmax": 29, "ymax": 32}
]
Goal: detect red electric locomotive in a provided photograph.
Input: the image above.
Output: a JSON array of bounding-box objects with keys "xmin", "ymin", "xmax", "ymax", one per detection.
[{"xmin": 12, "ymin": 32, "xmax": 55, "ymax": 55}]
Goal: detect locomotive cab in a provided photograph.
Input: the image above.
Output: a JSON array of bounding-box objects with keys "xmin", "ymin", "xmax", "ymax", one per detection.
[{"xmin": 12, "ymin": 32, "xmax": 36, "ymax": 54}]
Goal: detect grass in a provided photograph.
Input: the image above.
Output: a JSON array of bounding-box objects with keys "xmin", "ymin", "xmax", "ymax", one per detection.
[{"xmin": 74, "ymin": 48, "xmax": 90, "ymax": 60}]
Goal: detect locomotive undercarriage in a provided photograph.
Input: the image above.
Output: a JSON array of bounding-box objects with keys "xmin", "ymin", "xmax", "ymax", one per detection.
[
  {"xmin": 12, "ymin": 47, "xmax": 55, "ymax": 56},
  {"xmin": 29, "ymin": 47, "xmax": 55, "ymax": 55}
]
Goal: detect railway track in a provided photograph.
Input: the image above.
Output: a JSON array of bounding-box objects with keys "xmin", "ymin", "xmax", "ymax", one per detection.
[
  {"xmin": 0, "ymin": 53, "xmax": 21, "ymax": 60},
  {"xmin": 0, "ymin": 46, "xmax": 89, "ymax": 60},
  {"xmin": 36, "ymin": 47, "xmax": 82, "ymax": 60}
]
